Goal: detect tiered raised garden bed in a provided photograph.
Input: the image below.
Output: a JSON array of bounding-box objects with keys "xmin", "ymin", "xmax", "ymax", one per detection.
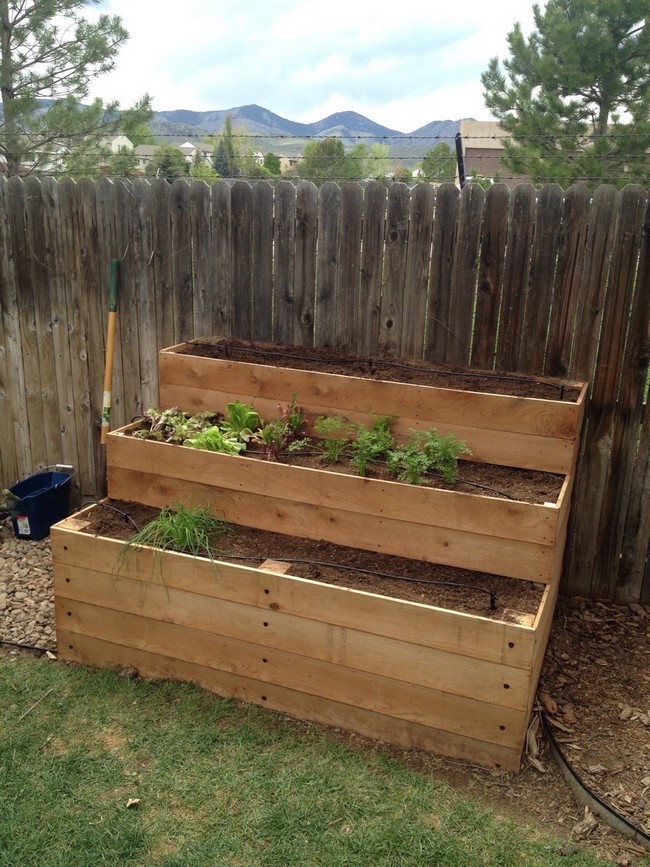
[{"xmin": 53, "ymin": 338, "xmax": 587, "ymax": 772}]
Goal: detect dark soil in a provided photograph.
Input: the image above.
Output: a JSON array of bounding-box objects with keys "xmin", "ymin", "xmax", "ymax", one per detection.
[
  {"xmin": 239, "ymin": 445, "xmax": 565, "ymax": 504},
  {"xmin": 177, "ymin": 338, "xmax": 584, "ymax": 401},
  {"xmin": 82, "ymin": 500, "xmax": 544, "ymax": 622}
]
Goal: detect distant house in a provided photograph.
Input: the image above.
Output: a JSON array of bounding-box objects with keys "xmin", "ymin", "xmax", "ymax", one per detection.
[
  {"xmin": 178, "ymin": 140, "xmax": 213, "ymax": 167},
  {"xmin": 97, "ymin": 135, "xmax": 135, "ymax": 171},
  {"xmin": 456, "ymin": 120, "xmax": 530, "ymax": 189},
  {"xmin": 134, "ymin": 144, "xmax": 158, "ymax": 171},
  {"xmin": 279, "ymin": 153, "xmax": 301, "ymax": 175},
  {"xmin": 103, "ymin": 135, "xmax": 134, "ymax": 154}
]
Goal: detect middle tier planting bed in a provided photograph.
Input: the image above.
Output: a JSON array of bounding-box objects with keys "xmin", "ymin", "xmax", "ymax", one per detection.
[{"xmin": 107, "ymin": 420, "xmax": 570, "ymax": 584}]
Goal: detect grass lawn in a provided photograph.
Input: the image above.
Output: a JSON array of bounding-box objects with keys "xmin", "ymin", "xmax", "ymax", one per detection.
[{"xmin": 1, "ymin": 654, "xmax": 615, "ymax": 867}]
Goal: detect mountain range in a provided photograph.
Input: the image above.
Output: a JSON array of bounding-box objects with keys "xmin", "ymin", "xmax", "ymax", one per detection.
[{"xmin": 151, "ymin": 103, "xmax": 468, "ymax": 163}]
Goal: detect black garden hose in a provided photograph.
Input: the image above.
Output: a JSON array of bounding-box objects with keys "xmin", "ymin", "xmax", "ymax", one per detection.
[{"xmin": 541, "ymin": 713, "xmax": 650, "ymax": 852}]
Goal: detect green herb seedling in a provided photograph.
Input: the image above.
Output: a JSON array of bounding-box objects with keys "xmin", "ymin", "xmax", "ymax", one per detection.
[
  {"xmin": 221, "ymin": 401, "xmax": 264, "ymax": 443},
  {"xmin": 349, "ymin": 415, "xmax": 397, "ymax": 476},
  {"xmin": 183, "ymin": 426, "xmax": 245, "ymax": 454},
  {"xmin": 387, "ymin": 428, "xmax": 471, "ymax": 484},
  {"xmin": 313, "ymin": 415, "xmax": 355, "ymax": 462},
  {"xmin": 115, "ymin": 504, "xmax": 233, "ymax": 579}
]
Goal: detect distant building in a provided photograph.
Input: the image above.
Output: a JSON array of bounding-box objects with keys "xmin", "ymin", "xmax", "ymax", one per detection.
[
  {"xmin": 134, "ymin": 144, "xmax": 157, "ymax": 172},
  {"xmin": 279, "ymin": 154, "xmax": 301, "ymax": 175},
  {"xmin": 457, "ymin": 120, "xmax": 530, "ymax": 189}
]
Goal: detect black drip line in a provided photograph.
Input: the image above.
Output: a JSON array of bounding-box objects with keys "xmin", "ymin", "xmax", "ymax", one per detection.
[
  {"xmin": 190, "ymin": 340, "xmax": 569, "ymax": 397},
  {"xmin": 209, "ymin": 553, "xmax": 497, "ymax": 611},
  {"xmin": 289, "ymin": 450, "xmax": 519, "ymax": 501},
  {"xmin": 541, "ymin": 714, "xmax": 650, "ymax": 852},
  {"xmin": 90, "ymin": 501, "xmax": 498, "ymax": 610}
]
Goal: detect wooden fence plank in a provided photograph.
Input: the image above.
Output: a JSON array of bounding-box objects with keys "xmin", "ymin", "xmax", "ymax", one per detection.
[
  {"xmin": 112, "ymin": 180, "xmax": 143, "ymax": 425},
  {"xmin": 358, "ymin": 181, "xmax": 385, "ymax": 356},
  {"xmin": 170, "ymin": 179, "xmax": 194, "ymax": 343},
  {"xmin": 496, "ymin": 185, "xmax": 537, "ymax": 372},
  {"xmin": 618, "ymin": 189, "xmax": 650, "ymax": 604},
  {"xmin": 210, "ymin": 179, "xmax": 232, "ymax": 338},
  {"xmin": 544, "ymin": 184, "xmax": 592, "ymax": 378},
  {"xmin": 471, "ymin": 183, "xmax": 510, "ymax": 370},
  {"xmin": 38, "ymin": 177, "xmax": 80, "ymax": 490},
  {"xmin": 379, "ymin": 183, "xmax": 410, "ymax": 356},
  {"xmin": 273, "ymin": 181, "xmax": 297, "ymax": 345},
  {"xmin": 251, "ymin": 180, "xmax": 274, "ymax": 341},
  {"xmin": 565, "ymin": 187, "xmax": 640, "ymax": 597},
  {"xmin": 53, "ymin": 178, "xmax": 94, "ymax": 497},
  {"xmin": 230, "ymin": 180, "xmax": 254, "ymax": 340},
  {"xmin": 8, "ymin": 177, "xmax": 44, "ymax": 470},
  {"xmin": 425, "ymin": 183, "xmax": 460, "ymax": 363},
  {"xmin": 189, "ymin": 179, "xmax": 213, "ymax": 341},
  {"xmin": 568, "ymin": 185, "xmax": 618, "ymax": 382},
  {"xmin": 23, "ymin": 175, "xmax": 63, "ymax": 462},
  {"xmin": 94, "ymin": 177, "xmax": 122, "ymax": 443},
  {"xmin": 519, "ymin": 184, "xmax": 564, "ymax": 374},
  {"xmin": 447, "ymin": 183, "xmax": 485, "ymax": 367},
  {"xmin": 336, "ymin": 183, "xmax": 363, "ymax": 352},
  {"xmin": 400, "ymin": 182, "xmax": 434, "ymax": 360},
  {"xmin": 0, "ymin": 177, "xmax": 24, "ymax": 482},
  {"xmin": 314, "ymin": 181, "xmax": 341, "ymax": 348},
  {"xmin": 69, "ymin": 179, "xmax": 105, "ymax": 490},
  {"xmin": 293, "ymin": 181, "xmax": 318, "ymax": 347},
  {"xmin": 590, "ymin": 188, "xmax": 650, "ymax": 600}
]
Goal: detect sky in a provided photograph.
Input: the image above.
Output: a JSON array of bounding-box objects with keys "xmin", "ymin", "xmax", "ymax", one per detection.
[{"xmin": 90, "ymin": 0, "xmax": 538, "ymax": 133}]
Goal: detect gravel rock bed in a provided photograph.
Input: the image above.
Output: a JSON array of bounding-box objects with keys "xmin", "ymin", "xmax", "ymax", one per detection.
[{"xmin": 0, "ymin": 517, "xmax": 56, "ymax": 652}]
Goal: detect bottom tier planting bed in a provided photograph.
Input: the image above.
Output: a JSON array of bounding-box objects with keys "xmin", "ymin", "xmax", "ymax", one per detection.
[{"xmin": 52, "ymin": 502, "xmax": 560, "ymax": 772}]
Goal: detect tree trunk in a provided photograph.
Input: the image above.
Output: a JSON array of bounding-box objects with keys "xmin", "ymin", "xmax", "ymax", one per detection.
[{"xmin": 0, "ymin": 0, "xmax": 22, "ymax": 176}]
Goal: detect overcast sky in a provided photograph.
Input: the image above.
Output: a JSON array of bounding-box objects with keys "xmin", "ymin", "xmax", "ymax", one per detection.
[{"xmin": 91, "ymin": 0, "xmax": 538, "ymax": 132}]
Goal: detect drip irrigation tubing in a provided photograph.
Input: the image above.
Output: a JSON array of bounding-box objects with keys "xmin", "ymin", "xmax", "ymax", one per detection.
[
  {"xmin": 88, "ymin": 500, "xmax": 143, "ymax": 532},
  {"xmin": 190, "ymin": 340, "xmax": 570, "ymax": 396},
  {"xmin": 1, "ymin": 639, "xmax": 52, "ymax": 654},
  {"xmin": 541, "ymin": 714, "xmax": 650, "ymax": 852},
  {"xmin": 206, "ymin": 552, "xmax": 498, "ymax": 610},
  {"xmin": 90, "ymin": 502, "xmax": 498, "ymax": 609}
]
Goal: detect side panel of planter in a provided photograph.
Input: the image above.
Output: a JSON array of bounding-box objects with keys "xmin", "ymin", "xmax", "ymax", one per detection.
[
  {"xmin": 106, "ymin": 428, "xmax": 565, "ymax": 583},
  {"xmin": 158, "ymin": 347, "xmax": 588, "ymax": 474},
  {"xmin": 52, "ymin": 511, "xmax": 549, "ymax": 771}
]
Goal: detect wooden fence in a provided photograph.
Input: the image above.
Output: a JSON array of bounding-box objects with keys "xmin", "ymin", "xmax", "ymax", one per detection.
[{"xmin": 0, "ymin": 175, "xmax": 648, "ymax": 603}]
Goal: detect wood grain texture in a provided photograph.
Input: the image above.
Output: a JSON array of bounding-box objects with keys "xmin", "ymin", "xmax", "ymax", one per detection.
[
  {"xmin": 1, "ymin": 176, "xmax": 648, "ymax": 602},
  {"xmin": 52, "ymin": 509, "xmax": 543, "ymax": 769}
]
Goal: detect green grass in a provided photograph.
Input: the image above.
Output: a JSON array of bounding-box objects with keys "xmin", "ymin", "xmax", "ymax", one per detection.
[{"xmin": 0, "ymin": 656, "xmax": 618, "ymax": 867}]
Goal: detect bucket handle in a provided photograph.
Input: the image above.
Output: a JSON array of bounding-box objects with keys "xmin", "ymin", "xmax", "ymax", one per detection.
[{"xmin": 19, "ymin": 464, "xmax": 78, "ymax": 488}]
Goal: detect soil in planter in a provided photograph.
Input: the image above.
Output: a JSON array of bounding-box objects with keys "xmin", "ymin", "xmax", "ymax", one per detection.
[
  {"xmin": 240, "ymin": 446, "xmax": 565, "ymax": 504},
  {"xmin": 79, "ymin": 500, "xmax": 545, "ymax": 623},
  {"xmin": 177, "ymin": 338, "xmax": 582, "ymax": 401}
]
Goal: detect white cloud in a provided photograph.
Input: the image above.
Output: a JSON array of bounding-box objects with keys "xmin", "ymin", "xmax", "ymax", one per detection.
[{"xmin": 87, "ymin": 0, "xmax": 540, "ymax": 127}]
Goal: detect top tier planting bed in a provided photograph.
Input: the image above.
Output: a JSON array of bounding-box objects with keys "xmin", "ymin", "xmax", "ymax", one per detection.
[{"xmin": 157, "ymin": 339, "xmax": 586, "ymax": 475}]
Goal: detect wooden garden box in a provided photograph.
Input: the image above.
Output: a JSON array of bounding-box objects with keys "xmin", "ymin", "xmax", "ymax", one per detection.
[
  {"xmin": 53, "ymin": 502, "xmax": 557, "ymax": 772},
  {"xmin": 54, "ymin": 339, "xmax": 587, "ymax": 770}
]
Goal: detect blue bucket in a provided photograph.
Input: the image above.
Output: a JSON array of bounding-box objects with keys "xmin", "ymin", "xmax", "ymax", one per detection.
[{"xmin": 7, "ymin": 465, "xmax": 77, "ymax": 540}]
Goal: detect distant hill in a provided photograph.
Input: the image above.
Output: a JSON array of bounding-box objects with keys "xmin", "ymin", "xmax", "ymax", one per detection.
[{"xmin": 151, "ymin": 103, "xmax": 469, "ymax": 165}]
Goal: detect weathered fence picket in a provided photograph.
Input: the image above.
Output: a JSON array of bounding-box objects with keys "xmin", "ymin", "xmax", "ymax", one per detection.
[{"xmin": 0, "ymin": 176, "xmax": 648, "ymax": 604}]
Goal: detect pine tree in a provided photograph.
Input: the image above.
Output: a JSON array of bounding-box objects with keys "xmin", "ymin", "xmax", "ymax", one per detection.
[
  {"xmin": 0, "ymin": 0, "xmax": 150, "ymax": 176},
  {"xmin": 481, "ymin": 0, "xmax": 650, "ymax": 188}
]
